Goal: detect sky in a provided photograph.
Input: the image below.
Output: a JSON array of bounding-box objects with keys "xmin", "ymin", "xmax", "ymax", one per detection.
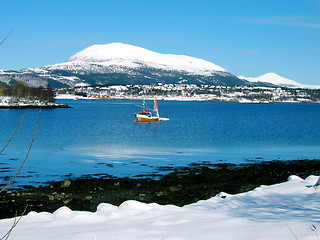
[{"xmin": 0, "ymin": 0, "xmax": 319, "ymax": 85}]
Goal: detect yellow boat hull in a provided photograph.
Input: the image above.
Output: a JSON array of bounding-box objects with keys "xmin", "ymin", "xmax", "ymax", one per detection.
[{"xmin": 136, "ymin": 114, "xmax": 159, "ymax": 122}]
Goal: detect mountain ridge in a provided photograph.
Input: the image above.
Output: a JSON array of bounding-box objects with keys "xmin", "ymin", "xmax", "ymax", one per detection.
[
  {"xmin": 0, "ymin": 43, "xmax": 317, "ymax": 89},
  {"xmin": 238, "ymin": 72, "xmax": 320, "ymax": 89},
  {"xmin": 65, "ymin": 42, "xmax": 227, "ymax": 74}
]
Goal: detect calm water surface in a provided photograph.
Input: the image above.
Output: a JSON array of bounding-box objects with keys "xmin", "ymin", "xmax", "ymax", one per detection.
[{"xmin": 0, "ymin": 100, "xmax": 319, "ymax": 187}]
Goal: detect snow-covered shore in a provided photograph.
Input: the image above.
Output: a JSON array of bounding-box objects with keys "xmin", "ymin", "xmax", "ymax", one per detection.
[
  {"xmin": 55, "ymin": 93, "xmax": 320, "ymax": 103},
  {"xmin": 1, "ymin": 175, "xmax": 319, "ymax": 240},
  {"xmin": 0, "ymin": 96, "xmax": 70, "ymax": 108}
]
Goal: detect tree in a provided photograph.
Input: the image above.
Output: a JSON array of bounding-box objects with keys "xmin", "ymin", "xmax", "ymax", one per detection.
[
  {"xmin": 38, "ymin": 85, "xmax": 55, "ymax": 103},
  {"xmin": 12, "ymin": 81, "xmax": 29, "ymax": 98},
  {"xmin": 0, "ymin": 84, "xmax": 4, "ymax": 96}
]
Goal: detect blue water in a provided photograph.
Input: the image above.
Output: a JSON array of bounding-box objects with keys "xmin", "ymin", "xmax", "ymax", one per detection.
[{"xmin": 0, "ymin": 100, "xmax": 319, "ymax": 187}]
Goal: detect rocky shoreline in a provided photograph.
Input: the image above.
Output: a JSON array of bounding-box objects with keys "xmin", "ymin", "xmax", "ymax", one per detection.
[{"xmin": 1, "ymin": 159, "xmax": 320, "ymax": 219}]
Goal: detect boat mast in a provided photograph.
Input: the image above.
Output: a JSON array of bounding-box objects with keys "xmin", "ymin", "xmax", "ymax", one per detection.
[{"xmin": 154, "ymin": 99, "xmax": 159, "ymax": 117}]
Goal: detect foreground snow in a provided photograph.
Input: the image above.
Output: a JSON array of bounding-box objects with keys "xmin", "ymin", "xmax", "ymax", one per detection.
[{"xmin": 1, "ymin": 175, "xmax": 320, "ymax": 239}]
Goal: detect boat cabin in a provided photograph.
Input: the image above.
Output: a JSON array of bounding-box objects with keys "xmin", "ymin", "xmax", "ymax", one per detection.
[{"xmin": 139, "ymin": 110, "xmax": 152, "ymax": 117}]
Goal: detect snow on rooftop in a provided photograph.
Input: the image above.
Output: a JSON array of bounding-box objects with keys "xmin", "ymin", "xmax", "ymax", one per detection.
[{"xmin": 1, "ymin": 175, "xmax": 320, "ymax": 240}]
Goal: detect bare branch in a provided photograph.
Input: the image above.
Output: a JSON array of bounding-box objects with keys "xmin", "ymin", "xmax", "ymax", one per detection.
[
  {"xmin": 0, "ymin": 30, "xmax": 13, "ymax": 47},
  {"xmin": 0, "ymin": 108, "xmax": 41, "ymax": 193},
  {"xmin": 0, "ymin": 114, "xmax": 25, "ymax": 154},
  {"xmin": 0, "ymin": 205, "xmax": 28, "ymax": 240}
]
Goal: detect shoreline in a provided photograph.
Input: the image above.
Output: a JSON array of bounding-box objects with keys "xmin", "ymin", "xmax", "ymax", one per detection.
[
  {"xmin": 0, "ymin": 96, "xmax": 71, "ymax": 109},
  {"xmin": 1, "ymin": 159, "xmax": 320, "ymax": 219},
  {"xmin": 55, "ymin": 94, "xmax": 320, "ymax": 103},
  {"xmin": 0, "ymin": 104, "xmax": 71, "ymax": 109}
]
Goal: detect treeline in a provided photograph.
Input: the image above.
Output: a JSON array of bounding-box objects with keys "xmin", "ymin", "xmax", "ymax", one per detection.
[{"xmin": 0, "ymin": 81, "xmax": 55, "ymax": 102}]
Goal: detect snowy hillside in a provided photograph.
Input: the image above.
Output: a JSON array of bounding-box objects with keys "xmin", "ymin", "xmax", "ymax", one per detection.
[
  {"xmin": 239, "ymin": 72, "xmax": 320, "ymax": 89},
  {"xmin": 65, "ymin": 42, "xmax": 227, "ymax": 74},
  {"xmin": 1, "ymin": 175, "xmax": 320, "ymax": 240},
  {"xmin": 0, "ymin": 43, "xmax": 317, "ymax": 88},
  {"xmin": 0, "ymin": 43, "xmax": 247, "ymax": 87},
  {"xmin": 41, "ymin": 42, "xmax": 240, "ymax": 86}
]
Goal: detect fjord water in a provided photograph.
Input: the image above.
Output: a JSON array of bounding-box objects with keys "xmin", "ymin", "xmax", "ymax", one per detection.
[{"xmin": 1, "ymin": 100, "xmax": 319, "ymax": 187}]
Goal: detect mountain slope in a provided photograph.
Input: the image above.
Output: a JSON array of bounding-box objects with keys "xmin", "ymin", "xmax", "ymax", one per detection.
[
  {"xmin": 238, "ymin": 72, "xmax": 320, "ymax": 89},
  {"xmin": 41, "ymin": 42, "xmax": 246, "ymax": 87},
  {"xmin": 66, "ymin": 42, "xmax": 227, "ymax": 74},
  {"xmin": 1, "ymin": 43, "xmax": 315, "ymax": 88},
  {"xmin": 0, "ymin": 42, "xmax": 251, "ymax": 88}
]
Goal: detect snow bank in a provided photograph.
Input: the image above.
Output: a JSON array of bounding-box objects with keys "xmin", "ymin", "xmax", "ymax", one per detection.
[{"xmin": 1, "ymin": 175, "xmax": 320, "ymax": 240}]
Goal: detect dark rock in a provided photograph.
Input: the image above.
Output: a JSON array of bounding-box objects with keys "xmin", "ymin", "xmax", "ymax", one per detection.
[{"xmin": 1, "ymin": 159, "xmax": 320, "ymax": 219}]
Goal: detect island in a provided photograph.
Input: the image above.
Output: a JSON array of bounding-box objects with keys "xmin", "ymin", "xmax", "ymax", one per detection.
[{"xmin": 0, "ymin": 81, "xmax": 71, "ymax": 109}]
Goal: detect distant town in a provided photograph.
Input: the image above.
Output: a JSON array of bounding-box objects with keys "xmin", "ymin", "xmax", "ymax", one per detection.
[{"xmin": 56, "ymin": 84, "xmax": 320, "ymax": 103}]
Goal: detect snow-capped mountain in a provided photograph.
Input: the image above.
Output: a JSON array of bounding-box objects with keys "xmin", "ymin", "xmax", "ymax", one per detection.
[
  {"xmin": 238, "ymin": 72, "xmax": 320, "ymax": 89},
  {"xmin": 64, "ymin": 42, "xmax": 226, "ymax": 74},
  {"xmin": 0, "ymin": 43, "xmax": 317, "ymax": 89},
  {"xmin": 0, "ymin": 43, "xmax": 247, "ymax": 88}
]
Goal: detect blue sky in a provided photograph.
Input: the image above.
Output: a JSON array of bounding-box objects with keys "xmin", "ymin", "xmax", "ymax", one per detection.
[{"xmin": 0, "ymin": 0, "xmax": 319, "ymax": 85}]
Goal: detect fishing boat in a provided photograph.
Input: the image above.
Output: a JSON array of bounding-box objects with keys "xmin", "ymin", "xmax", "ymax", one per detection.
[{"xmin": 135, "ymin": 99, "xmax": 169, "ymax": 122}]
